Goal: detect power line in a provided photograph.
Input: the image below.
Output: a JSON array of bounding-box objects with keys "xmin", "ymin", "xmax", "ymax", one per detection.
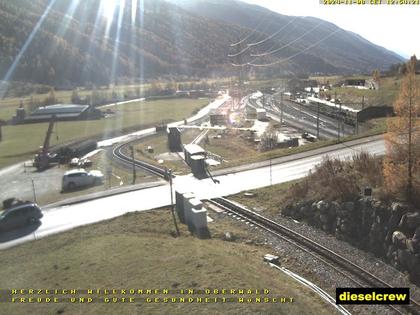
[
  {"xmin": 247, "ymin": 17, "xmax": 302, "ymax": 62},
  {"xmin": 230, "ymin": 10, "xmax": 273, "ymax": 47},
  {"xmin": 229, "ymin": 16, "xmax": 306, "ymax": 58},
  {"xmin": 228, "ymin": 45, "xmax": 251, "ymax": 58},
  {"xmin": 229, "ymin": 13, "xmax": 307, "ymax": 59},
  {"xmin": 231, "ymin": 26, "xmax": 341, "ymax": 68},
  {"xmin": 250, "ymin": 20, "xmax": 327, "ymax": 58},
  {"xmin": 247, "ymin": 15, "xmax": 305, "ymax": 48},
  {"xmin": 248, "ymin": 28, "xmax": 342, "ymax": 67}
]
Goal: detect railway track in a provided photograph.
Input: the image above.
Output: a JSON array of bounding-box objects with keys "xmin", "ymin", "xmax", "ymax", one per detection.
[
  {"xmin": 109, "ymin": 98, "xmax": 220, "ymax": 179},
  {"xmin": 207, "ymin": 197, "xmax": 420, "ymax": 315},
  {"xmin": 112, "ymin": 140, "xmax": 169, "ymax": 179}
]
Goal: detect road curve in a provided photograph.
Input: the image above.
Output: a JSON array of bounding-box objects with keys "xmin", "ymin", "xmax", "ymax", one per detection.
[{"xmin": 0, "ymin": 135, "xmax": 385, "ymax": 250}]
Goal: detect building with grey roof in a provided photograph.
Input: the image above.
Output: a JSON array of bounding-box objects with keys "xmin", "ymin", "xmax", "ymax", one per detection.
[{"xmin": 13, "ymin": 104, "xmax": 103, "ymax": 124}]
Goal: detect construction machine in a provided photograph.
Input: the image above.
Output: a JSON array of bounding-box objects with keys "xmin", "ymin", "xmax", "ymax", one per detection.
[{"xmin": 33, "ymin": 115, "xmax": 58, "ymax": 171}]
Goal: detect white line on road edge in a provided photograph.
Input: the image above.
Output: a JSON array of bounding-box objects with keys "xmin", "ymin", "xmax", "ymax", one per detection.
[
  {"xmin": 81, "ymin": 149, "xmax": 103, "ymax": 160},
  {"xmin": 269, "ymin": 263, "xmax": 351, "ymax": 315},
  {"xmin": 97, "ymin": 98, "xmax": 145, "ymax": 109}
]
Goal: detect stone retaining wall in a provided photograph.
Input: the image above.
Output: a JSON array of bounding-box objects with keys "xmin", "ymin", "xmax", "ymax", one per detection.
[{"xmin": 283, "ymin": 198, "xmax": 420, "ymax": 283}]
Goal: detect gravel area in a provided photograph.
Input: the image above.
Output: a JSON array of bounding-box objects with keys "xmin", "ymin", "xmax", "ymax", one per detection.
[{"xmin": 213, "ymin": 206, "xmax": 420, "ymax": 315}]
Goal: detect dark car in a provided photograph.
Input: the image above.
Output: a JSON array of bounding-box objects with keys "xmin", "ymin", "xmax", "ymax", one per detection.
[{"xmin": 0, "ymin": 203, "xmax": 43, "ymax": 232}]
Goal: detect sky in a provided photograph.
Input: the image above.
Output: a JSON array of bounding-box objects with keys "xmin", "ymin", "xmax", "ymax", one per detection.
[{"xmin": 242, "ymin": 0, "xmax": 420, "ymax": 59}]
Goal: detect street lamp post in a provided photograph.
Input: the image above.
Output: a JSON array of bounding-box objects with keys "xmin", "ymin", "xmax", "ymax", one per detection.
[
  {"xmin": 31, "ymin": 178, "xmax": 37, "ymax": 203},
  {"xmin": 130, "ymin": 145, "xmax": 136, "ymax": 185}
]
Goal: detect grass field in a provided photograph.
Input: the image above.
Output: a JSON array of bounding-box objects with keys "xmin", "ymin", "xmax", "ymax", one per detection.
[
  {"xmin": 207, "ymin": 118, "xmax": 389, "ymax": 170},
  {"xmin": 0, "ymin": 98, "xmax": 208, "ymax": 169},
  {"xmin": 0, "ymin": 77, "xmax": 291, "ymax": 120},
  {"xmin": 0, "ymin": 84, "xmax": 146, "ymax": 120},
  {"xmin": 332, "ymin": 76, "xmax": 401, "ymax": 109},
  {"xmin": 308, "ymin": 74, "xmax": 420, "ymax": 110},
  {"xmin": 131, "ymin": 128, "xmax": 202, "ymax": 174},
  {"xmin": 127, "ymin": 117, "xmax": 387, "ymax": 176},
  {"xmin": 230, "ymin": 181, "xmax": 297, "ymax": 217},
  {"xmin": 0, "ymin": 209, "xmax": 336, "ymax": 315},
  {"xmin": 203, "ymin": 129, "xmax": 257, "ymax": 162}
]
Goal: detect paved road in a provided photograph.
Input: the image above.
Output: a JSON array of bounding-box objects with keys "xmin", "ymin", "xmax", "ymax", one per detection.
[
  {"xmin": 0, "ymin": 135, "xmax": 385, "ymax": 250},
  {"xmin": 175, "ymin": 136, "xmax": 385, "ymax": 200}
]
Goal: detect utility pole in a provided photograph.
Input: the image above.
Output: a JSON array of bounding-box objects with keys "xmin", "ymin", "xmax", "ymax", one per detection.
[
  {"xmin": 355, "ymin": 113, "xmax": 359, "ymax": 135},
  {"xmin": 355, "ymin": 96, "xmax": 364, "ymax": 135},
  {"xmin": 269, "ymin": 158, "xmax": 272, "ymax": 186},
  {"xmin": 0, "ymin": 124, "xmax": 2, "ymax": 142},
  {"xmin": 235, "ymin": 41, "xmax": 247, "ymax": 108},
  {"xmin": 31, "ymin": 178, "xmax": 37, "ymax": 203},
  {"xmin": 107, "ymin": 166, "xmax": 112, "ymax": 188},
  {"xmin": 335, "ymin": 91, "xmax": 340, "ymax": 141},
  {"xmin": 316, "ymin": 102, "xmax": 320, "ymax": 139},
  {"xmin": 340, "ymin": 102, "xmax": 343, "ymax": 138},
  {"xmin": 280, "ymin": 93, "xmax": 284, "ymax": 126},
  {"xmin": 167, "ymin": 169, "xmax": 180, "ymax": 236},
  {"xmin": 130, "ymin": 145, "xmax": 136, "ymax": 185}
]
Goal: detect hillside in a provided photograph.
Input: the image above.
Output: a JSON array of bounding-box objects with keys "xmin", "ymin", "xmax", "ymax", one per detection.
[
  {"xmin": 0, "ymin": 0, "xmax": 244, "ymax": 87},
  {"xmin": 170, "ymin": 0, "xmax": 404, "ymax": 73},
  {"xmin": 0, "ymin": 0, "xmax": 404, "ymax": 87}
]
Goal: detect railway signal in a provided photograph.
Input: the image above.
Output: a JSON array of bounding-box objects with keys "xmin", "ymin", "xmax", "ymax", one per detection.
[{"xmin": 167, "ymin": 168, "xmax": 180, "ymax": 237}]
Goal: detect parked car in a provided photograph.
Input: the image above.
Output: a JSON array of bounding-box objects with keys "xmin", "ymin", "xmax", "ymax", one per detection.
[
  {"xmin": 0, "ymin": 203, "xmax": 43, "ymax": 232},
  {"xmin": 69, "ymin": 158, "xmax": 92, "ymax": 168},
  {"xmin": 80, "ymin": 159, "xmax": 92, "ymax": 168},
  {"xmin": 69, "ymin": 157, "xmax": 80, "ymax": 167},
  {"xmin": 2, "ymin": 198, "xmax": 32, "ymax": 210},
  {"xmin": 62, "ymin": 169, "xmax": 104, "ymax": 191}
]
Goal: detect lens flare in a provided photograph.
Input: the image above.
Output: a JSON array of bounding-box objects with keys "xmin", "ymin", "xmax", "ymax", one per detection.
[{"xmin": 102, "ymin": 0, "xmax": 116, "ymax": 21}]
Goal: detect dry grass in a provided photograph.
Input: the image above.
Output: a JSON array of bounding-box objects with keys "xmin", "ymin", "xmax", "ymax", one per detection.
[
  {"xmin": 130, "ymin": 128, "xmax": 203, "ymax": 174},
  {"xmin": 0, "ymin": 209, "xmax": 335, "ymax": 315},
  {"xmin": 285, "ymin": 153, "xmax": 384, "ymax": 203},
  {"xmin": 0, "ymin": 98, "xmax": 208, "ymax": 169},
  {"xmin": 203, "ymin": 130, "xmax": 257, "ymax": 162},
  {"xmin": 230, "ymin": 181, "xmax": 297, "ymax": 217}
]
